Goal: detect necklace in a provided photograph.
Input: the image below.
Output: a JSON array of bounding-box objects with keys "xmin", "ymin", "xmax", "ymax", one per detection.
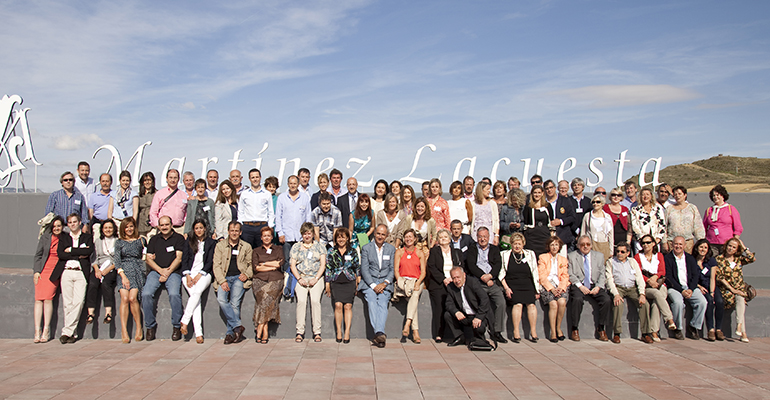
[{"xmin": 512, "ymin": 251, "xmax": 524, "ymax": 263}]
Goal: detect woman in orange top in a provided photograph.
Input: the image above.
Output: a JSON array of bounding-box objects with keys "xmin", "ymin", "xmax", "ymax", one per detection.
[
  {"xmin": 33, "ymin": 216, "xmax": 65, "ymax": 343},
  {"xmin": 537, "ymin": 236, "xmax": 570, "ymax": 343},
  {"xmin": 394, "ymin": 229, "xmax": 427, "ymax": 343}
]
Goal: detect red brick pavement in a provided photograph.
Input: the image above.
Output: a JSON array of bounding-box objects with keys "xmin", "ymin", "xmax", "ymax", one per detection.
[{"xmin": 1, "ymin": 336, "xmax": 769, "ymax": 399}]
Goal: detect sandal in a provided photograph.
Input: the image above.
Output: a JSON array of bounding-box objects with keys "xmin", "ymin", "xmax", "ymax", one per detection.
[
  {"xmin": 103, "ymin": 314, "xmax": 112, "ymax": 324},
  {"xmin": 40, "ymin": 328, "xmax": 50, "ymax": 343},
  {"xmin": 262, "ymin": 338, "xmax": 269, "ymax": 344},
  {"xmin": 295, "ymin": 333, "xmax": 304, "ymax": 343},
  {"xmin": 314, "ymin": 334, "xmax": 322, "ymax": 342},
  {"xmin": 34, "ymin": 330, "xmax": 41, "ymax": 343},
  {"xmin": 86, "ymin": 314, "xmax": 95, "ymax": 324}
]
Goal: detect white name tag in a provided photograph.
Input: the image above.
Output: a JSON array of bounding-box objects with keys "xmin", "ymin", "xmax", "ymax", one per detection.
[
  {"xmin": 79, "ymin": 243, "xmax": 87, "ymax": 248},
  {"xmin": 74, "ymin": 200, "xmax": 81, "ymax": 205},
  {"xmin": 383, "ymin": 255, "xmax": 391, "ymax": 261},
  {"xmin": 576, "ymin": 208, "xmax": 583, "ymax": 213},
  {"xmin": 702, "ymin": 268, "xmax": 709, "ymax": 276},
  {"xmin": 307, "ymin": 251, "xmax": 313, "ymax": 259},
  {"xmin": 461, "ymin": 246, "xmax": 468, "ymax": 252},
  {"xmin": 433, "ymin": 206, "xmax": 441, "ymax": 212},
  {"xmin": 166, "ymin": 246, "xmax": 174, "ymax": 253},
  {"xmin": 232, "ymin": 249, "xmax": 239, "ymax": 255},
  {"xmin": 621, "ymin": 212, "xmax": 628, "ymax": 217},
  {"xmin": 143, "ymin": 247, "xmax": 147, "ymax": 254},
  {"xmin": 407, "ymin": 254, "xmax": 412, "ymax": 259},
  {"xmin": 344, "ymin": 255, "xmax": 352, "ymax": 261},
  {"xmin": 182, "ymin": 198, "xmax": 188, "ymax": 204},
  {"xmin": 714, "ymin": 228, "xmax": 720, "ymax": 235},
  {"xmin": 266, "ymin": 248, "xmax": 272, "ymax": 254},
  {"xmin": 203, "ymin": 206, "xmax": 211, "ymax": 212}
]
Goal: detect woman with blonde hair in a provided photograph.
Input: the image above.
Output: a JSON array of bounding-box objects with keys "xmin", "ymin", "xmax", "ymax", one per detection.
[
  {"xmin": 500, "ymin": 232, "xmax": 540, "ymax": 342},
  {"xmin": 500, "ymin": 188, "xmax": 525, "ymax": 237},
  {"xmin": 522, "ymin": 185, "xmax": 552, "ymax": 258},
  {"xmin": 630, "ymin": 187, "xmax": 667, "ymax": 253},
  {"xmin": 375, "ymin": 193, "xmax": 405, "ymax": 247},
  {"xmin": 394, "ymin": 229, "xmax": 427, "ymax": 343},
  {"xmin": 715, "ymin": 238, "xmax": 755, "ymax": 342},
  {"xmin": 580, "ymin": 194, "xmax": 614, "ymax": 261},
  {"xmin": 400, "ymin": 197, "xmax": 436, "ymax": 254},
  {"xmin": 471, "ymin": 181, "xmax": 499, "ymax": 245}
]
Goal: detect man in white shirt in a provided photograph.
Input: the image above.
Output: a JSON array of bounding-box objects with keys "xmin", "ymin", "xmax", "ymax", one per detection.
[
  {"xmin": 75, "ymin": 161, "xmax": 97, "ymax": 208},
  {"xmin": 206, "ymin": 169, "xmax": 219, "ymax": 199},
  {"xmin": 298, "ymin": 167, "xmax": 311, "ymax": 195},
  {"xmin": 329, "ymin": 168, "xmax": 344, "ymax": 200},
  {"xmin": 359, "ymin": 225, "xmax": 396, "ymax": 348},
  {"xmin": 275, "ymin": 175, "xmax": 311, "ymax": 263},
  {"xmin": 237, "ymin": 168, "xmax": 275, "ymax": 249},
  {"xmin": 605, "ymin": 242, "xmax": 652, "ymax": 344}
]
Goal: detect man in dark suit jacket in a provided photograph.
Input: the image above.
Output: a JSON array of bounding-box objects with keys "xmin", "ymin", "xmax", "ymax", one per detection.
[
  {"xmin": 665, "ymin": 236, "xmax": 707, "ymax": 340},
  {"xmin": 566, "ymin": 236, "xmax": 611, "ymax": 341},
  {"xmin": 464, "ymin": 227, "xmax": 507, "ymax": 343},
  {"xmin": 544, "ymin": 180, "xmax": 577, "ymax": 249},
  {"xmin": 568, "ymin": 178, "xmax": 593, "ymax": 237},
  {"xmin": 359, "ymin": 224, "xmax": 396, "ymax": 347},
  {"xmin": 444, "ymin": 266, "xmax": 491, "ymax": 346},
  {"xmin": 51, "ymin": 213, "xmax": 94, "ymax": 344},
  {"xmin": 450, "ymin": 220, "xmax": 475, "ymax": 261},
  {"xmin": 336, "ymin": 177, "xmax": 359, "ymax": 229}
]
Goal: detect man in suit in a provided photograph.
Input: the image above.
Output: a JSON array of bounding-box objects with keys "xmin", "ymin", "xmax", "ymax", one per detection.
[
  {"xmin": 569, "ymin": 178, "xmax": 593, "ymax": 237},
  {"xmin": 51, "ymin": 213, "xmax": 94, "ymax": 344},
  {"xmin": 544, "ymin": 180, "xmax": 577, "ymax": 252},
  {"xmin": 464, "ymin": 227, "xmax": 507, "ymax": 343},
  {"xmin": 359, "ymin": 224, "xmax": 396, "ymax": 348},
  {"xmin": 444, "ymin": 266, "xmax": 491, "ymax": 346},
  {"xmin": 449, "ymin": 220, "xmax": 474, "ymax": 261},
  {"xmin": 336, "ymin": 177, "xmax": 358, "ymax": 229},
  {"xmin": 665, "ymin": 236, "xmax": 707, "ymax": 340},
  {"xmin": 567, "ymin": 235, "xmax": 611, "ymax": 341}
]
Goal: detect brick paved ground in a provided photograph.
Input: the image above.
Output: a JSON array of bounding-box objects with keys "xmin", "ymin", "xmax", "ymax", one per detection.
[{"xmin": 1, "ymin": 336, "xmax": 769, "ymax": 399}]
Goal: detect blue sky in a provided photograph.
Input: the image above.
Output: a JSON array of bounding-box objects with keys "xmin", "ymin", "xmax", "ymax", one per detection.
[{"xmin": 2, "ymin": 0, "xmax": 769, "ymax": 192}]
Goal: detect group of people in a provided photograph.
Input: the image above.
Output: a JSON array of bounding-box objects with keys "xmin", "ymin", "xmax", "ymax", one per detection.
[{"xmin": 32, "ymin": 161, "xmax": 755, "ymax": 348}]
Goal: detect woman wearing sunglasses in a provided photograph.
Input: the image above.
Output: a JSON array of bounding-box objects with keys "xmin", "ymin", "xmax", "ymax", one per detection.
[{"xmin": 603, "ymin": 188, "xmax": 632, "ymax": 251}]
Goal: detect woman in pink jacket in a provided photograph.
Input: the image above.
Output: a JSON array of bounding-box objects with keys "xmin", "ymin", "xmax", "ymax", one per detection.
[
  {"xmin": 538, "ymin": 236, "xmax": 570, "ymax": 343},
  {"xmin": 703, "ymin": 185, "xmax": 743, "ymax": 254}
]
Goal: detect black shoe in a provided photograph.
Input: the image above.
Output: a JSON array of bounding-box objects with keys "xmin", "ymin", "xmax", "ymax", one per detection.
[
  {"xmin": 343, "ymin": 339, "xmax": 350, "ymax": 344},
  {"xmin": 528, "ymin": 336, "xmax": 539, "ymax": 343},
  {"xmin": 557, "ymin": 335, "xmax": 566, "ymax": 341},
  {"xmin": 224, "ymin": 334, "xmax": 235, "ymax": 345},
  {"xmin": 400, "ymin": 336, "xmax": 407, "ymax": 343},
  {"xmin": 549, "ymin": 337, "xmax": 559, "ymax": 343},
  {"xmin": 377, "ymin": 341, "xmax": 386, "ymax": 348},
  {"xmin": 512, "ymin": 337, "xmax": 521, "ymax": 343},
  {"xmin": 233, "ymin": 326, "xmax": 246, "ymax": 343},
  {"xmin": 336, "ymin": 337, "xmax": 343, "ymax": 343},
  {"xmin": 146, "ymin": 327, "xmax": 157, "ymax": 341},
  {"xmin": 67, "ymin": 335, "xmax": 78, "ymax": 344},
  {"xmin": 447, "ymin": 336, "xmax": 465, "ymax": 347},
  {"xmin": 686, "ymin": 325, "xmax": 700, "ymax": 340},
  {"xmin": 434, "ymin": 337, "xmax": 443, "ymax": 343},
  {"xmin": 59, "ymin": 335, "xmax": 69, "ymax": 344},
  {"xmin": 493, "ymin": 333, "xmax": 508, "ymax": 344},
  {"xmin": 172, "ymin": 327, "xmax": 182, "ymax": 341}
]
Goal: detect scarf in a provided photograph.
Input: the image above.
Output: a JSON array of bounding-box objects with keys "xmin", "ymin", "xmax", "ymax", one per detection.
[{"xmin": 710, "ymin": 203, "xmax": 730, "ymax": 222}]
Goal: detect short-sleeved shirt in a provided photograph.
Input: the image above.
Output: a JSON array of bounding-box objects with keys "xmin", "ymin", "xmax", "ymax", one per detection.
[
  {"xmin": 147, "ymin": 232, "xmax": 185, "ymax": 273},
  {"xmin": 290, "ymin": 241, "xmax": 326, "ymax": 277},
  {"xmin": 311, "ymin": 206, "xmax": 343, "ymax": 245},
  {"xmin": 89, "ymin": 191, "xmax": 112, "ymax": 220}
]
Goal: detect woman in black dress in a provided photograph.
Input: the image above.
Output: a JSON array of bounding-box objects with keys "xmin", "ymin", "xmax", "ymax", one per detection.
[
  {"xmin": 324, "ymin": 227, "xmax": 360, "ymax": 343},
  {"xmin": 603, "ymin": 187, "xmax": 632, "ymax": 250},
  {"xmin": 522, "ymin": 185, "xmax": 553, "ymax": 258},
  {"xmin": 501, "ymin": 233, "xmax": 541, "ymax": 342}
]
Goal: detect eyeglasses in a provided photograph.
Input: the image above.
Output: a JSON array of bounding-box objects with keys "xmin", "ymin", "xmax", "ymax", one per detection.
[
  {"xmin": 617, "ymin": 250, "xmax": 628, "ymax": 254},
  {"xmin": 531, "ymin": 181, "xmax": 541, "ymax": 185},
  {"xmin": 62, "ymin": 178, "xmax": 74, "ymax": 182},
  {"xmin": 595, "ymin": 191, "xmax": 606, "ymax": 195},
  {"xmin": 579, "ymin": 243, "xmax": 591, "ymax": 247},
  {"xmin": 591, "ymin": 201, "xmax": 601, "ymax": 205},
  {"xmin": 610, "ymin": 193, "xmax": 623, "ymax": 198},
  {"xmin": 641, "ymin": 241, "xmax": 654, "ymax": 245}
]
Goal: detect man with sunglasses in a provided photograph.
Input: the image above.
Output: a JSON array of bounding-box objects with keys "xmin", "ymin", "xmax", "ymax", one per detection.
[
  {"xmin": 605, "ymin": 242, "xmax": 652, "ymax": 344},
  {"xmin": 593, "ymin": 187, "xmax": 607, "ymax": 198},
  {"xmin": 45, "ymin": 171, "xmax": 89, "ymax": 230}
]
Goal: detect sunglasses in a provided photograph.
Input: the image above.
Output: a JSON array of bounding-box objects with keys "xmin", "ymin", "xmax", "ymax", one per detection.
[
  {"xmin": 591, "ymin": 201, "xmax": 602, "ymax": 205},
  {"xmin": 595, "ymin": 191, "xmax": 606, "ymax": 195},
  {"xmin": 641, "ymin": 241, "xmax": 654, "ymax": 245},
  {"xmin": 62, "ymin": 178, "xmax": 74, "ymax": 182},
  {"xmin": 610, "ymin": 194, "xmax": 623, "ymax": 198},
  {"xmin": 617, "ymin": 250, "xmax": 628, "ymax": 254},
  {"xmin": 531, "ymin": 180, "xmax": 542, "ymax": 184}
]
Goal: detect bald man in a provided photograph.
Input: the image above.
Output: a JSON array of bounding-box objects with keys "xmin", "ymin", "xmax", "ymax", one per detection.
[{"xmin": 336, "ymin": 177, "xmax": 358, "ymax": 229}]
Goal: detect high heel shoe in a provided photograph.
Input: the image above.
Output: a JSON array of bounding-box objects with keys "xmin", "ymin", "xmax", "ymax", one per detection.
[
  {"xmin": 134, "ymin": 330, "xmax": 144, "ymax": 342},
  {"xmin": 33, "ymin": 330, "xmax": 41, "ymax": 343},
  {"xmin": 412, "ymin": 330, "xmax": 421, "ymax": 344},
  {"xmin": 512, "ymin": 337, "xmax": 521, "ymax": 343},
  {"xmin": 40, "ymin": 328, "xmax": 50, "ymax": 343},
  {"xmin": 336, "ymin": 337, "xmax": 343, "ymax": 343},
  {"xmin": 121, "ymin": 333, "xmax": 131, "ymax": 344}
]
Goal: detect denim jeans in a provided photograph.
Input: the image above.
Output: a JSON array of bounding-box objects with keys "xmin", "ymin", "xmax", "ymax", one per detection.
[
  {"xmin": 668, "ymin": 288, "xmax": 707, "ymax": 330},
  {"xmin": 142, "ymin": 271, "xmax": 183, "ymax": 329},
  {"xmin": 217, "ymin": 275, "xmax": 246, "ymax": 335},
  {"xmin": 363, "ymin": 287, "xmax": 391, "ymax": 335}
]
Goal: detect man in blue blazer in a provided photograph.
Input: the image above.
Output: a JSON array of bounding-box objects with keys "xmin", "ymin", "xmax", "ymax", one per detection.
[
  {"xmin": 359, "ymin": 224, "xmax": 396, "ymax": 347},
  {"xmin": 544, "ymin": 179, "xmax": 577, "ymax": 251},
  {"xmin": 449, "ymin": 220, "xmax": 475, "ymax": 262},
  {"xmin": 665, "ymin": 236, "xmax": 707, "ymax": 340}
]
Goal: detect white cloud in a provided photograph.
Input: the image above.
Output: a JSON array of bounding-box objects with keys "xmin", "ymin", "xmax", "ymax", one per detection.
[
  {"xmin": 549, "ymin": 85, "xmax": 701, "ymax": 108},
  {"xmin": 53, "ymin": 134, "xmax": 104, "ymax": 151},
  {"xmin": 181, "ymin": 102, "xmax": 196, "ymax": 110}
]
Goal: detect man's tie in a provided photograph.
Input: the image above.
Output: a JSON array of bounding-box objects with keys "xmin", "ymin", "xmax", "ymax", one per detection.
[{"xmin": 583, "ymin": 255, "xmax": 591, "ymax": 288}]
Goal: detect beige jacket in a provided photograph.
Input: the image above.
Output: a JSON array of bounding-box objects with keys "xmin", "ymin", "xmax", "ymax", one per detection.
[{"xmin": 212, "ymin": 239, "xmax": 253, "ymax": 290}]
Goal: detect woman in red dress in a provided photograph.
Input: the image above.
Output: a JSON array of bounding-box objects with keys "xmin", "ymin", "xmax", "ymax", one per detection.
[{"xmin": 32, "ymin": 216, "xmax": 65, "ymax": 343}]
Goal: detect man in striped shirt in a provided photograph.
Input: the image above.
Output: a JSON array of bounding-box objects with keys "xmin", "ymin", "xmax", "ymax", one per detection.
[{"xmin": 45, "ymin": 171, "xmax": 89, "ymax": 232}]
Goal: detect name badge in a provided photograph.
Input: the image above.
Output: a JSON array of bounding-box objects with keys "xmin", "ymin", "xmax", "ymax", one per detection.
[
  {"xmin": 407, "ymin": 254, "xmax": 412, "ymax": 259},
  {"xmin": 266, "ymin": 248, "xmax": 272, "ymax": 254},
  {"xmin": 307, "ymin": 251, "xmax": 313, "ymax": 259},
  {"xmin": 621, "ymin": 212, "xmax": 628, "ymax": 217},
  {"xmin": 433, "ymin": 206, "xmax": 441, "ymax": 212},
  {"xmin": 182, "ymin": 198, "xmax": 188, "ymax": 204},
  {"xmin": 166, "ymin": 246, "xmax": 174, "ymax": 253},
  {"xmin": 232, "ymin": 249, "xmax": 239, "ymax": 255},
  {"xmin": 74, "ymin": 199, "xmax": 81, "ymax": 205},
  {"xmin": 576, "ymin": 207, "xmax": 583, "ymax": 213},
  {"xmin": 143, "ymin": 247, "xmax": 147, "ymax": 254},
  {"xmin": 79, "ymin": 243, "xmax": 87, "ymax": 248},
  {"xmin": 344, "ymin": 255, "xmax": 352, "ymax": 261},
  {"xmin": 713, "ymin": 228, "xmax": 720, "ymax": 235},
  {"xmin": 383, "ymin": 255, "xmax": 391, "ymax": 261},
  {"xmin": 702, "ymin": 268, "xmax": 709, "ymax": 276},
  {"xmin": 461, "ymin": 246, "xmax": 468, "ymax": 252},
  {"xmin": 203, "ymin": 206, "xmax": 211, "ymax": 212}
]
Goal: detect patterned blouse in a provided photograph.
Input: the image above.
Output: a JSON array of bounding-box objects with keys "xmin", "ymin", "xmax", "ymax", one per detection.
[
  {"xmin": 630, "ymin": 203, "xmax": 667, "ymax": 242},
  {"xmin": 290, "ymin": 241, "xmax": 326, "ymax": 277},
  {"xmin": 428, "ymin": 196, "xmax": 451, "ymax": 231},
  {"xmin": 715, "ymin": 252, "xmax": 755, "ymax": 309},
  {"xmin": 665, "ymin": 203, "xmax": 706, "ymax": 242},
  {"xmin": 325, "ymin": 247, "xmax": 360, "ymax": 282}
]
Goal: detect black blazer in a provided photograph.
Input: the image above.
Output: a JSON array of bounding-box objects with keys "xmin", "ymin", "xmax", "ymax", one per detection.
[
  {"xmin": 464, "ymin": 244, "xmax": 502, "ymax": 283},
  {"xmin": 445, "ymin": 275, "xmax": 490, "ymax": 321},
  {"xmin": 51, "ymin": 232, "xmax": 94, "ymax": 281},
  {"xmin": 310, "ymin": 190, "xmax": 336, "ymax": 211},
  {"xmin": 426, "ymin": 246, "xmax": 464, "ymax": 291},
  {"xmin": 552, "ymin": 195, "xmax": 577, "ymax": 245},
  {"xmin": 34, "ymin": 232, "xmax": 58, "ymax": 274},
  {"xmin": 450, "ymin": 233, "xmax": 475, "ymax": 262},
  {"xmin": 181, "ymin": 237, "xmax": 217, "ymax": 275},
  {"xmin": 664, "ymin": 252, "xmax": 700, "ymax": 292},
  {"xmin": 570, "ymin": 196, "xmax": 592, "ymax": 236},
  {"xmin": 337, "ymin": 193, "xmax": 355, "ymax": 229}
]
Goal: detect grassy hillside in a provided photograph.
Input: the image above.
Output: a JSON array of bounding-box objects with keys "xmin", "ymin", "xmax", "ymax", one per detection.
[{"xmin": 632, "ymin": 155, "xmax": 770, "ymax": 191}]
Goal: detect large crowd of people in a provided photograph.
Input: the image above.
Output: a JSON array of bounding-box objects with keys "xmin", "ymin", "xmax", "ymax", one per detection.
[{"xmin": 32, "ymin": 161, "xmax": 756, "ymax": 349}]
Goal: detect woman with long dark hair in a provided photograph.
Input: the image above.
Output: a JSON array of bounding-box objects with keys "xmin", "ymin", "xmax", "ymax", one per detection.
[
  {"xmin": 692, "ymin": 238, "xmax": 724, "ymax": 341},
  {"xmin": 325, "ymin": 227, "xmax": 360, "ymax": 343},
  {"xmin": 85, "ymin": 219, "xmax": 119, "ymax": 327},
  {"xmin": 180, "ymin": 220, "xmax": 216, "ymax": 343},
  {"xmin": 32, "ymin": 216, "xmax": 65, "ymax": 343},
  {"xmin": 351, "ymin": 193, "xmax": 374, "ymax": 248},
  {"xmin": 252, "ymin": 226, "xmax": 284, "ymax": 344},
  {"xmin": 115, "ymin": 217, "xmax": 146, "ymax": 343},
  {"xmin": 214, "ymin": 180, "xmax": 239, "ymax": 240},
  {"xmin": 133, "ymin": 172, "xmax": 157, "ymax": 237}
]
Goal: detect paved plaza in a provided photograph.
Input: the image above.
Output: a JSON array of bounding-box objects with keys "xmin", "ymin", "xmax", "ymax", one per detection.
[{"xmin": 1, "ymin": 335, "xmax": 769, "ymax": 399}]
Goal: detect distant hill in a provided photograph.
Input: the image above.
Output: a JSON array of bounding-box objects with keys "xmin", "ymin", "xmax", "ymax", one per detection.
[{"xmin": 632, "ymin": 155, "xmax": 770, "ymax": 192}]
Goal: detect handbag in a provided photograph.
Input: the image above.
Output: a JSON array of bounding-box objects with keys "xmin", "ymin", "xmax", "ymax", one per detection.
[
  {"xmin": 468, "ymin": 337, "xmax": 494, "ymax": 351},
  {"xmin": 744, "ymin": 283, "xmax": 757, "ymax": 302},
  {"xmin": 356, "ymin": 232, "xmax": 370, "ymax": 246}
]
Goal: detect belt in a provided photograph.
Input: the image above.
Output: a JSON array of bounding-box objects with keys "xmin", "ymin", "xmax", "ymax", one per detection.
[
  {"xmin": 64, "ymin": 267, "xmax": 82, "ymax": 271},
  {"xmin": 243, "ymin": 221, "xmax": 267, "ymax": 226}
]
